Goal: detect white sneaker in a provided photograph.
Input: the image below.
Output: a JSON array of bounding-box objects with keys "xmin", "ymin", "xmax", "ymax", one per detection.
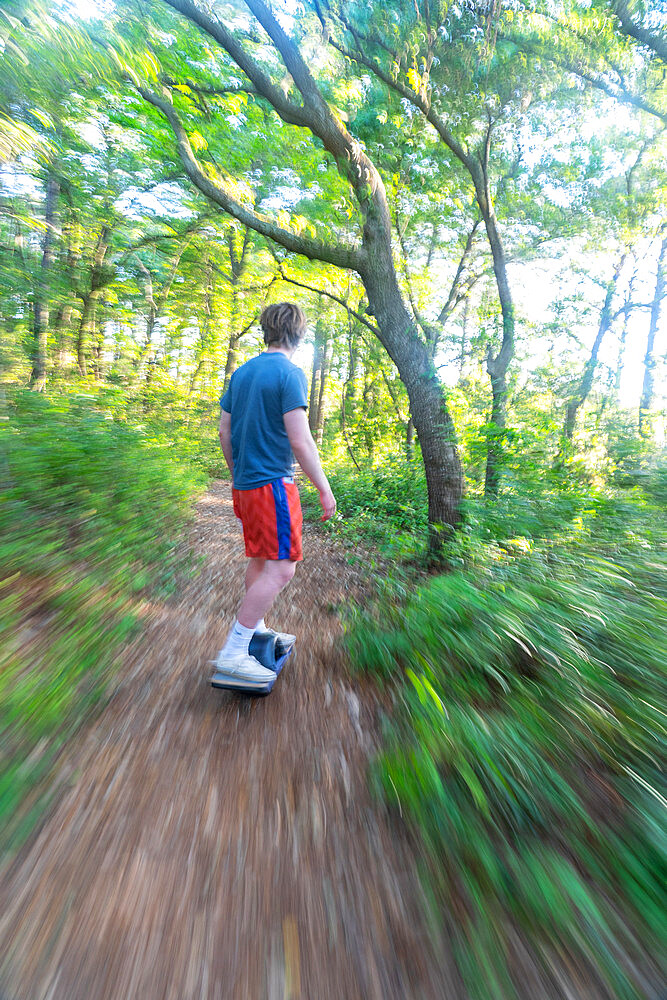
[{"xmin": 210, "ymin": 652, "xmax": 276, "ymax": 690}]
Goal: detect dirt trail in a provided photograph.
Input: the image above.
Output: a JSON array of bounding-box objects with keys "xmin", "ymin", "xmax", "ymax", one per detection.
[{"xmin": 0, "ymin": 482, "xmax": 459, "ymax": 1000}]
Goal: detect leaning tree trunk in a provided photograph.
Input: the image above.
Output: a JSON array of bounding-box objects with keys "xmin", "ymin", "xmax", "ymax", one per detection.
[
  {"xmin": 563, "ymin": 256, "xmax": 625, "ymax": 442},
  {"xmin": 30, "ymin": 173, "xmax": 59, "ymax": 390},
  {"xmin": 308, "ymin": 322, "xmax": 327, "ymax": 434},
  {"xmin": 141, "ymin": 0, "xmax": 464, "ymax": 542},
  {"xmin": 362, "ymin": 259, "xmax": 463, "ymax": 542},
  {"xmin": 639, "ymin": 235, "xmax": 667, "ymax": 438}
]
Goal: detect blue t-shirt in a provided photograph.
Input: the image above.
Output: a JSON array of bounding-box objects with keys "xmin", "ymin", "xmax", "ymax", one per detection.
[{"xmin": 220, "ymin": 352, "xmax": 308, "ymax": 490}]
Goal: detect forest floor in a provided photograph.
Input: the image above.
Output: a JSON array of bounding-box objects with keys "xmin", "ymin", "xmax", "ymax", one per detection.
[{"xmin": 0, "ymin": 481, "xmax": 462, "ymax": 1000}]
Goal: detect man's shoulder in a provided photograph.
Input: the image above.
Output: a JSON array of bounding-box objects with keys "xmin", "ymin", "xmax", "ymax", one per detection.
[
  {"xmin": 234, "ymin": 354, "xmax": 263, "ymax": 374},
  {"xmin": 230, "ymin": 353, "xmax": 306, "ymax": 389},
  {"xmin": 279, "ymin": 356, "xmax": 307, "ymax": 381}
]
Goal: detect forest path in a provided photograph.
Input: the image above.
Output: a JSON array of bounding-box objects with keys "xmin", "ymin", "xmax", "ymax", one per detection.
[{"xmin": 0, "ymin": 481, "xmax": 458, "ymax": 1000}]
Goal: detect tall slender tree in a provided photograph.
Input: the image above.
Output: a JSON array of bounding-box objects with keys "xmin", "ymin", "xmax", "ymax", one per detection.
[{"xmin": 639, "ymin": 234, "xmax": 667, "ymax": 437}]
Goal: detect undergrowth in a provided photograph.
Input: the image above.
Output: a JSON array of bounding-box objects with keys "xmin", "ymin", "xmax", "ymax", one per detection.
[
  {"xmin": 0, "ymin": 389, "xmax": 205, "ymax": 851},
  {"xmin": 336, "ymin": 457, "xmax": 666, "ymax": 998}
]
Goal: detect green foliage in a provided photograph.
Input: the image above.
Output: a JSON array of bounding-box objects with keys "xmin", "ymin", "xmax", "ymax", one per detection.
[
  {"xmin": 302, "ymin": 458, "xmax": 428, "ymax": 544},
  {"xmin": 346, "ymin": 494, "xmax": 666, "ymax": 997},
  {"xmin": 0, "ymin": 388, "xmax": 205, "ymax": 850},
  {"xmin": 0, "ymin": 0, "xmax": 665, "ymax": 987}
]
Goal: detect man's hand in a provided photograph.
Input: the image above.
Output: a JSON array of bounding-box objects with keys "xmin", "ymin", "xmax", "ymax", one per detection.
[{"xmin": 319, "ymin": 486, "xmax": 337, "ymax": 521}]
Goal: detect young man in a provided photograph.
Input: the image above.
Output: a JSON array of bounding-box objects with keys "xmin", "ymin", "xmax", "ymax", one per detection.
[{"xmin": 214, "ymin": 302, "xmax": 336, "ymax": 687}]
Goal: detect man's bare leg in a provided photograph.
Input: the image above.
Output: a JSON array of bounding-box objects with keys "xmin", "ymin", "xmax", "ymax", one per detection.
[
  {"xmin": 216, "ymin": 560, "xmax": 297, "ymax": 667},
  {"xmin": 237, "ymin": 559, "xmax": 296, "ymax": 629},
  {"xmin": 245, "ymin": 557, "xmax": 265, "ymax": 594}
]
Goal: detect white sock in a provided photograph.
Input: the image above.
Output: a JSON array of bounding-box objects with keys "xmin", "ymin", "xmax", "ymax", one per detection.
[
  {"xmin": 221, "ymin": 620, "xmax": 255, "ymax": 658},
  {"xmin": 255, "ymin": 618, "xmax": 266, "ymax": 632}
]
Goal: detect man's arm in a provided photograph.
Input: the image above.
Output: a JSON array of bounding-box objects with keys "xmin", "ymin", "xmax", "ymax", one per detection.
[
  {"xmin": 219, "ymin": 409, "xmax": 234, "ymax": 480},
  {"xmin": 283, "ymin": 407, "xmax": 336, "ymax": 520}
]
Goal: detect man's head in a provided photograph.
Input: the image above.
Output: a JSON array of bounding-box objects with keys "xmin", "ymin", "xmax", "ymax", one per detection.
[{"xmin": 260, "ymin": 302, "xmax": 307, "ymax": 351}]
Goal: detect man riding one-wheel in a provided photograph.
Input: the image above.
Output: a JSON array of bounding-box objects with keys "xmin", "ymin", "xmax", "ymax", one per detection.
[{"xmin": 212, "ymin": 302, "xmax": 336, "ymax": 692}]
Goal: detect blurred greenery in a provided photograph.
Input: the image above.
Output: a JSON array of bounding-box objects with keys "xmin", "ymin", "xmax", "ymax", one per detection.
[
  {"xmin": 0, "ymin": 0, "xmax": 665, "ymax": 991},
  {"xmin": 343, "ymin": 465, "xmax": 666, "ymax": 998},
  {"xmin": 0, "ymin": 386, "xmax": 206, "ymax": 852}
]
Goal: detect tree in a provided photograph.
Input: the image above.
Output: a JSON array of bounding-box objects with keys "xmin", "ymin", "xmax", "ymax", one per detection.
[
  {"xmin": 562, "ymin": 255, "xmax": 626, "ymax": 443},
  {"xmin": 114, "ymin": 0, "xmax": 464, "ymax": 540},
  {"xmin": 29, "ymin": 172, "xmax": 58, "ymax": 389},
  {"xmin": 318, "ymin": 0, "xmax": 523, "ymax": 495},
  {"xmin": 639, "ymin": 233, "xmax": 667, "ymax": 437},
  {"xmin": 612, "ymin": 0, "xmax": 667, "ymax": 62}
]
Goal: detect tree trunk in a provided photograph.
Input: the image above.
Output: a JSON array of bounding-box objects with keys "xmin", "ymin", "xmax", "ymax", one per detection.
[
  {"xmin": 30, "ymin": 173, "xmax": 59, "ymax": 390},
  {"xmin": 76, "ymin": 295, "xmax": 94, "ymax": 376},
  {"xmin": 563, "ymin": 256, "xmax": 625, "ymax": 442},
  {"xmin": 459, "ymin": 297, "xmax": 469, "ymax": 375},
  {"xmin": 144, "ymin": 0, "xmax": 465, "ymax": 541},
  {"xmin": 484, "ymin": 367, "xmax": 507, "ymax": 497},
  {"xmin": 406, "ymin": 417, "xmax": 414, "ymax": 461},
  {"xmin": 76, "ymin": 226, "xmax": 110, "ymax": 377},
  {"xmin": 346, "ymin": 327, "xmax": 358, "ymax": 403},
  {"xmin": 362, "ymin": 261, "xmax": 463, "ymax": 544},
  {"xmin": 223, "ymin": 331, "xmax": 240, "ymax": 392},
  {"xmin": 639, "ymin": 236, "xmax": 667, "ymax": 438},
  {"xmin": 222, "ymin": 228, "xmax": 250, "ymax": 391},
  {"xmin": 471, "ymin": 160, "xmax": 515, "ymax": 498},
  {"xmin": 190, "ymin": 256, "xmax": 215, "ymax": 403},
  {"xmin": 92, "ymin": 308, "xmax": 104, "ymax": 380},
  {"xmin": 315, "ymin": 336, "xmax": 330, "ymax": 448},
  {"xmin": 54, "ymin": 302, "xmax": 73, "ymax": 369},
  {"xmin": 308, "ymin": 324, "xmax": 326, "ymax": 434},
  {"xmin": 615, "ymin": 272, "xmax": 635, "ymax": 397},
  {"xmin": 340, "ymin": 391, "xmax": 361, "ymax": 470}
]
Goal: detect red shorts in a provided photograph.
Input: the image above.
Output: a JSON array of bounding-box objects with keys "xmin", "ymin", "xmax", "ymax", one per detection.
[{"xmin": 232, "ymin": 477, "xmax": 303, "ymax": 561}]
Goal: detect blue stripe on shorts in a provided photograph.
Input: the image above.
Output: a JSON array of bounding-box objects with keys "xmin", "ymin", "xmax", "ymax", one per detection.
[{"xmin": 271, "ymin": 478, "xmax": 291, "ymax": 559}]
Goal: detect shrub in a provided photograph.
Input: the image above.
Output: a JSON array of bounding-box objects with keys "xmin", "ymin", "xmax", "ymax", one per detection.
[
  {"xmin": 0, "ymin": 389, "xmax": 205, "ymax": 850},
  {"xmin": 346, "ymin": 529, "xmax": 666, "ymax": 998}
]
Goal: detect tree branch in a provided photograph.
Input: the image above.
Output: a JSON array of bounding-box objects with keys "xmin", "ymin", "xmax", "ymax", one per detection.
[
  {"xmin": 327, "ymin": 19, "xmax": 474, "ymax": 171},
  {"xmin": 161, "ymin": 0, "xmax": 310, "ymax": 128},
  {"xmin": 436, "ymin": 220, "xmax": 481, "ymax": 326},
  {"xmin": 135, "ymin": 83, "xmax": 364, "ymax": 271},
  {"xmin": 161, "ymin": 0, "xmax": 385, "ymax": 241},
  {"xmin": 499, "ymin": 31, "xmax": 667, "ymax": 125},
  {"xmin": 614, "ymin": 0, "xmax": 667, "ymax": 61},
  {"xmin": 162, "ymin": 75, "xmax": 257, "ymax": 99},
  {"xmin": 273, "ymin": 261, "xmax": 380, "ymax": 336},
  {"xmin": 242, "ymin": 0, "xmax": 389, "ymax": 223}
]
